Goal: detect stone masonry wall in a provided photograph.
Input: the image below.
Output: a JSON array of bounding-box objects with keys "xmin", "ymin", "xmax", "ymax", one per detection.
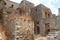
[{"xmin": 13, "ymin": 18, "xmax": 34, "ymax": 40}]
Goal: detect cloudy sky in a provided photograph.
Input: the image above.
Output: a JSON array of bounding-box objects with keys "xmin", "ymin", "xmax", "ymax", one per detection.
[{"xmin": 10, "ymin": 0, "xmax": 60, "ymax": 15}]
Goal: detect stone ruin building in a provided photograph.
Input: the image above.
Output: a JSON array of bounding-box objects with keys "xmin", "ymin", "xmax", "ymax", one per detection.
[{"xmin": 0, "ymin": 0, "xmax": 60, "ymax": 40}]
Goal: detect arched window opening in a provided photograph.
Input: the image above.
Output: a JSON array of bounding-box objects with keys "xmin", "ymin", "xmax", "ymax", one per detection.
[
  {"xmin": 4, "ymin": 2, "xmax": 6, "ymax": 5},
  {"xmin": 45, "ymin": 12, "xmax": 48, "ymax": 19}
]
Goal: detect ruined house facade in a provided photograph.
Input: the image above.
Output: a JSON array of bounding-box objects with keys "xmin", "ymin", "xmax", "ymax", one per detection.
[{"xmin": 0, "ymin": 0, "xmax": 60, "ymax": 40}]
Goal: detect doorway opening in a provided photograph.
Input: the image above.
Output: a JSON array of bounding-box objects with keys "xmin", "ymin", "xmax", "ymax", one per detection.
[{"xmin": 45, "ymin": 23, "xmax": 50, "ymax": 35}]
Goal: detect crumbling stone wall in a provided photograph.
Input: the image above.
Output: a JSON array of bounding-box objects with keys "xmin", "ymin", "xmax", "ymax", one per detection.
[{"xmin": 13, "ymin": 18, "xmax": 34, "ymax": 40}]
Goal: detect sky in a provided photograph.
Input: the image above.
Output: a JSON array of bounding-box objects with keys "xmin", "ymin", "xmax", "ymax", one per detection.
[{"xmin": 10, "ymin": 0, "xmax": 60, "ymax": 15}]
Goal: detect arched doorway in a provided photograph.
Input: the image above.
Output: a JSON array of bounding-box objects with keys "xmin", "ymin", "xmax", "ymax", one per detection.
[
  {"xmin": 45, "ymin": 23, "xmax": 50, "ymax": 35},
  {"xmin": 34, "ymin": 26, "xmax": 40, "ymax": 34},
  {"xmin": 34, "ymin": 21, "xmax": 40, "ymax": 34}
]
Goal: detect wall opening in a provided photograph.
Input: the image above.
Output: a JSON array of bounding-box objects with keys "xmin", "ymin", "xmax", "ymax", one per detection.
[
  {"xmin": 48, "ymin": 14, "xmax": 50, "ymax": 18},
  {"xmin": 36, "ymin": 8, "xmax": 37, "ymax": 11},
  {"xmin": 4, "ymin": 2, "xmax": 6, "ymax": 5},
  {"xmin": 37, "ymin": 21, "xmax": 39, "ymax": 24},
  {"xmin": 10, "ymin": 4, "xmax": 14, "ymax": 8},
  {"xmin": 45, "ymin": 11, "xmax": 51, "ymax": 19},
  {"xmin": 34, "ymin": 21, "xmax": 40, "ymax": 34},
  {"xmin": 45, "ymin": 12, "xmax": 48, "ymax": 19},
  {"xmin": 45, "ymin": 23, "xmax": 50, "ymax": 35},
  {"xmin": 34, "ymin": 26, "xmax": 40, "ymax": 34},
  {"xmin": 36, "ymin": 26, "xmax": 40, "ymax": 34}
]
